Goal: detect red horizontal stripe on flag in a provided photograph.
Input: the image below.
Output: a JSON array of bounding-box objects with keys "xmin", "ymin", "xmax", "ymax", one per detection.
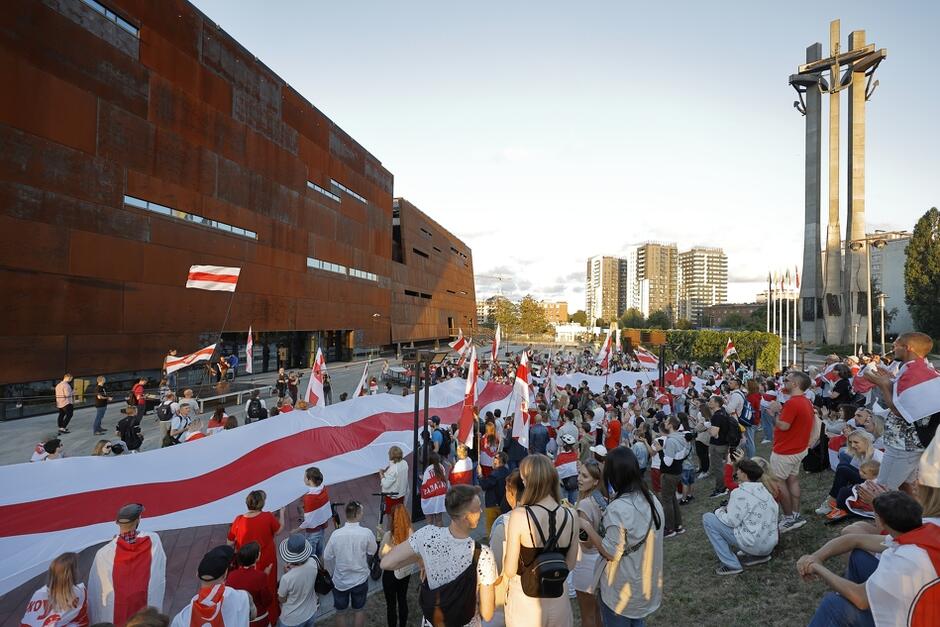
[
  {"xmin": 0, "ymin": 384, "xmax": 508, "ymax": 537},
  {"xmin": 187, "ymin": 272, "xmax": 239, "ymax": 283}
]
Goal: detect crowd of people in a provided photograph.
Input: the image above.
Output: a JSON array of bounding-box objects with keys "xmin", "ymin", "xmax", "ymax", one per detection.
[{"xmin": 20, "ymin": 332, "xmax": 940, "ymax": 626}]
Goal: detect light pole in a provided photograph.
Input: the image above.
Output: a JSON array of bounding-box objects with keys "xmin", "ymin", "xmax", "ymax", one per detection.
[
  {"xmin": 405, "ymin": 348, "xmax": 450, "ymax": 523},
  {"xmin": 878, "ymin": 292, "xmax": 887, "ymax": 352},
  {"xmin": 847, "ymin": 235, "xmax": 887, "ymax": 353},
  {"xmin": 853, "ymin": 322, "xmax": 859, "ymax": 356}
]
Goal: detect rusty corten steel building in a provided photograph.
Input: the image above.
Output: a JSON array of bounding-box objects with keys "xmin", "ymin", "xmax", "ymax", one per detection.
[{"xmin": 0, "ymin": 0, "xmax": 476, "ymax": 389}]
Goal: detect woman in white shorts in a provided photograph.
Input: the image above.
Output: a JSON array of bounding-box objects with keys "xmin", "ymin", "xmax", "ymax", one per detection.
[{"xmin": 573, "ymin": 460, "xmax": 606, "ymax": 627}]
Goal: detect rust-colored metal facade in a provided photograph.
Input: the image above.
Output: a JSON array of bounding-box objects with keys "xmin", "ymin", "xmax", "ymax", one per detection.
[{"xmin": 0, "ymin": 0, "xmax": 475, "ymax": 386}]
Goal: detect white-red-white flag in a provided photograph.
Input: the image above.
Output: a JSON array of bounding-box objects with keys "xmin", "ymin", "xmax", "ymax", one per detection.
[
  {"xmin": 511, "ymin": 351, "xmax": 531, "ymax": 448},
  {"xmin": 353, "ymin": 361, "xmax": 370, "ymax": 397},
  {"xmin": 449, "ymin": 328, "xmax": 468, "ymax": 354},
  {"xmin": 723, "ymin": 338, "xmax": 737, "ymax": 361},
  {"xmin": 306, "ymin": 348, "xmax": 327, "ymax": 406},
  {"xmin": 892, "ymin": 358, "xmax": 940, "ymax": 425},
  {"xmin": 457, "ymin": 347, "xmax": 479, "ymax": 447},
  {"xmin": 163, "ymin": 344, "xmax": 216, "ymax": 375},
  {"xmin": 87, "ymin": 533, "xmax": 166, "ymax": 624},
  {"xmin": 635, "ymin": 345, "xmax": 659, "ymax": 370},
  {"xmin": 491, "ymin": 323, "xmax": 501, "ymax": 364},
  {"xmin": 245, "ymin": 326, "xmax": 253, "ymax": 374},
  {"xmin": 615, "ymin": 328, "xmax": 621, "ymax": 354},
  {"xmin": 596, "ymin": 330, "xmax": 613, "ymax": 369},
  {"xmin": 185, "ymin": 265, "xmax": 240, "ymax": 292}
]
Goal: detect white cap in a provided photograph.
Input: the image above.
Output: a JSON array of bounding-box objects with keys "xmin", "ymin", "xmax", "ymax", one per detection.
[
  {"xmin": 589, "ymin": 444, "xmax": 607, "ymax": 457},
  {"xmin": 561, "ymin": 433, "xmax": 577, "ymax": 445},
  {"xmin": 920, "ymin": 438, "xmax": 940, "ymax": 488}
]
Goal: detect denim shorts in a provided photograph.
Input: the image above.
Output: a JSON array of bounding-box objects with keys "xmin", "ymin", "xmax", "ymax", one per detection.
[
  {"xmin": 681, "ymin": 467, "xmax": 696, "ymax": 486},
  {"xmin": 332, "ymin": 579, "xmax": 368, "ymax": 612}
]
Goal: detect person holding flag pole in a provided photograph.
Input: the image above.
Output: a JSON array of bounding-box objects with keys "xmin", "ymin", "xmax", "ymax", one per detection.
[
  {"xmin": 304, "ymin": 347, "xmax": 328, "ymax": 407},
  {"xmin": 245, "ymin": 325, "xmax": 253, "ymax": 375},
  {"xmin": 510, "ymin": 352, "xmax": 531, "ymax": 449},
  {"xmin": 176, "ymin": 264, "xmax": 242, "ymax": 381}
]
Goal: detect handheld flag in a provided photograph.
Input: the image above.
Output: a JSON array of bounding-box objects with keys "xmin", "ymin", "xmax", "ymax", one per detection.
[
  {"xmin": 892, "ymin": 358, "xmax": 940, "ymax": 425},
  {"xmin": 305, "ymin": 348, "xmax": 327, "ymax": 406},
  {"xmin": 353, "ymin": 360, "xmax": 370, "ymax": 397},
  {"xmin": 245, "ymin": 326, "xmax": 253, "ymax": 374},
  {"xmin": 449, "ymin": 329, "xmax": 468, "ymax": 354},
  {"xmin": 511, "ymin": 351, "xmax": 531, "ymax": 448},
  {"xmin": 185, "ymin": 265, "xmax": 240, "ymax": 292},
  {"xmin": 595, "ymin": 330, "xmax": 613, "ymax": 369},
  {"xmin": 164, "ymin": 344, "xmax": 217, "ymax": 375},
  {"xmin": 457, "ymin": 347, "xmax": 479, "ymax": 447},
  {"xmin": 635, "ymin": 345, "xmax": 659, "ymax": 370},
  {"xmin": 491, "ymin": 323, "xmax": 501, "ymax": 364},
  {"xmin": 723, "ymin": 338, "xmax": 738, "ymax": 362}
]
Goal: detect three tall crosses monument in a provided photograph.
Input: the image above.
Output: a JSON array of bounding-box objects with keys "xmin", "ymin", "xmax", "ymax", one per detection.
[{"xmin": 790, "ymin": 20, "xmax": 887, "ymax": 347}]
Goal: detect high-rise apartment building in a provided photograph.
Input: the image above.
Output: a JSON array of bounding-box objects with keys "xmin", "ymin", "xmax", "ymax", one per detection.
[
  {"xmin": 585, "ymin": 256, "xmax": 626, "ymax": 324},
  {"xmin": 540, "ymin": 301, "xmax": 569, "ymax": 325},
  {"xmin": 625, "ymin": 243, "xmax": 678, "ymax": 319},
  {"xmin": 677, "ymin": 247, "xmax": 728, "ymax": 325}
]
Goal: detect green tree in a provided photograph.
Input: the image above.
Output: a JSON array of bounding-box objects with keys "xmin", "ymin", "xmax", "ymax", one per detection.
[
  {"xmin": 493, "ymin": 298, "xmax": 520, "ymax": 334},
  {"xmin": 646, "ymin": 310, "xmax": 672, "ymax": 330},
  {"xmin": 568, "ymin": 310, "xmax": 587, "ymax": 325},
  {"xmin": 721, "ymin": 313, "xmax": 749, "ymax": 329},
  {"xmin": 619, "ymin": 308, "xmax": 645, "ymax": 329},
  {"xmin": 675, "ymin": 318, "xmax": 693, "ymax": 330},
  {"xmin": 518, "ymin": 295, "xmax": 549, "ymax": 334},
  {"xmin": 905, "ymin": 207, "xmax": 940, "ymax": 338}
]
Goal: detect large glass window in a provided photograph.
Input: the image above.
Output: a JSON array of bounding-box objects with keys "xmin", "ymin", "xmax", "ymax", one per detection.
[{"xmin": 81, "ymin": 0, "xmax": 139, "ymax": 37}]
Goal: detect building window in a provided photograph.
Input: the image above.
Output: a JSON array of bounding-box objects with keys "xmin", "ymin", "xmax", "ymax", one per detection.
[
  {"xmin": 330, "ymin": 179, "xmax": 367, "ymax": 204},
  {"xmin": 420, "ymin": 227, "xmax": 433, "ymax": 238},
  {"xmin": 349, "ymin": 268, "xmax": 378, "ymax": 282},
  {"xmin": 433, "ymin": 246, "xmax": 442, "ymax": 253},
  {"xmin": 124, "ymin": 195, "xmax": 257, "ymax": 239},
  {"xmin": 404, "ymin": 289, "xmax": 419, "ymax": 297},
  {"xmin": 81, "ymin": 0, "xmax": 138, "ymax": 37},
  {"xmin": 412, "ymin": 248, "xmax": 429, "ymax": 259},
  {"xmin": 306, "ymin": 181, "xmax": 340, "ymax": 202},
  {"xmin": 306, "ymin": 257, "xmax": 347, "ymax": 275}
]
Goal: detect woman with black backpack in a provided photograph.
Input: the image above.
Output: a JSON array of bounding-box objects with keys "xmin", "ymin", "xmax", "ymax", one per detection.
[
  {"xmin": 580, "ymin": 446, "xmax": 664, "ymax": 626},
  {"xmin": 501, "ymin": 454, "xmax": 579, "ymax": 626}
]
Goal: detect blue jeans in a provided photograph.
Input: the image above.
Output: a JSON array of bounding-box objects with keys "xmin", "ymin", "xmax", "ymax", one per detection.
[
  {"xmin": 93, "ymin": 406, "xmax": 107, "ymax": 433},
  {"xmin": 743, "ymin": 425, "xmax": 759, "ymax": 458},
  {"xmin": 702, "ymin": 512, "xmax": 742, "ymax": 569},
  {"xmin": 333, "ymin": 579, "xmax": 369, "ymax": 612},
  {"xmin": 761, "ymin": 410, "xmax": 775, "ymax": 442},
  {"xmin": 808, "ymin": 550, "xmax": 878, "ymax": 627},
  {"xmin": 305, "ymin": 528, "xmax": 325, "ymax": 559},
  {"xmin": 565, "ymin": 487, "xmax": 579, "ymax": 506},
  {"xmin": 599, "ymin": 598, "xmax": 646, "ymax": 626}
]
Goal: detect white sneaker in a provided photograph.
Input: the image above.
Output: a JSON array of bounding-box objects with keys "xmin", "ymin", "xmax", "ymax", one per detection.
[
  {"xmin": 760, "ymin": 439, "xmax": 771, "ymax": 445},
  {"xmin": 815, "ymin": 499, "xmax": 834, "ymax": 516}
]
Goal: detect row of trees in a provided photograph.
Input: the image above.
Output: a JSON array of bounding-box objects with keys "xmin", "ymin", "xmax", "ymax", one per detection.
[{"xmin": 485, "ymin": 295, "xmax": 552, "ymax": 335}]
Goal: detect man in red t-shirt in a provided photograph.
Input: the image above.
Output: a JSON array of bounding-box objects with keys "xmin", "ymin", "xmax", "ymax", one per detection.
[
  {"xmin": 771, "ymin": 371, "xmax": 815, "ymax": 533},
  {"xmin": 605, "ymin": 414, "xmax": 622, "ymax": 451}
]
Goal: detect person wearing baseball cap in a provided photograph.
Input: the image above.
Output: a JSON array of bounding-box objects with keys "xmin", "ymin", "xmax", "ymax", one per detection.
[
  {"xmin": 170, "ymin": 545, "xmax": 254, "ymax": 627},
  {"xmin": 88, "ymin": 504, "xmax": 166, "ymax": 625},
  {"xmin": 556, "ymin": 434, "xmax": 580, "ymax": 504}
]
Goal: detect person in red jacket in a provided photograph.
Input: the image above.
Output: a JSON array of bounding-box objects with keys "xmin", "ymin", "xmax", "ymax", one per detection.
[{"xmin": 226, "ymin": 542, "xmax": 273, "ymax": 626}]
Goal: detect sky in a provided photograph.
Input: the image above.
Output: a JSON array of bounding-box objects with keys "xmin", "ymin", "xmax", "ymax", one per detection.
[{"xmin": 192, "ymin": 0, "xmax": 940, "ymax": 311}]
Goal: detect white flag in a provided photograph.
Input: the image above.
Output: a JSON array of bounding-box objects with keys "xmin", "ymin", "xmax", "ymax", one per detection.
[
  {"xmin": 353, "ymin": 360, "xmax": 370, "ymax": 397},
  {"xmin": 245, "ymin": 326, "xmax": 253, "ymax": 374},
  {"xmin": 305, "ymin": 348, "xmax": 327, "ymax": 406},
  {"xmin": 511, "ymin": 351, "xmax": 531, "ymax": 448}
]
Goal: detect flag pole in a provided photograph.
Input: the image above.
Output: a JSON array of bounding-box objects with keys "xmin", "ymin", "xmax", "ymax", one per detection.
[{"xmin": 217, "ymin": 290, "xmax": 237, "ymax": 342}]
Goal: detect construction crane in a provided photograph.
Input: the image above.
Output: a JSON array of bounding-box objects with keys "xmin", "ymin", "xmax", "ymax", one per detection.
[{"xmin": 474, "ymin": 273, "xmax": 507, "ymax": 296}]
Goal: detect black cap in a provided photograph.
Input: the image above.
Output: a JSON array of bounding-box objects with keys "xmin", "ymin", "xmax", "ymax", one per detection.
[
  {"xmin": 43, "ymin": 439, "xmax": 62, "ymax": 454},
  {"xmin": 116, "ymin": 503, "xmax": 144, "ymax": 524},
  {"xmin": 198, "ymin": 545, "xmax": 234, "ymax": 581}
]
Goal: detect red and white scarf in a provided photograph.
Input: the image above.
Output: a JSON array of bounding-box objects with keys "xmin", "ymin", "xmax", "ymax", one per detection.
[{"xmin": 190, "ymin": 584, "xmax": 226, "ymax": 627}]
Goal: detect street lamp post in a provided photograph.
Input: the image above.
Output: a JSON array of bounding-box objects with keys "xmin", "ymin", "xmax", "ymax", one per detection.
[
  {"xmin": 853, "ymin": 322, "xmax": 859, "ymax": 356},
  {"xmin": 878, "ymin": 292, "xmax": 887, "ymax": 352},
  {"xmin": 405, "ymin": 348, "xmax": 450, "ymax": 523}
]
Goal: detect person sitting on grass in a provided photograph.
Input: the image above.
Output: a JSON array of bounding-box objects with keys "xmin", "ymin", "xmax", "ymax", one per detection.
[
  {"xmin": 702, "ymin": 458, "xmax": 779, "ymax": 575},
  {"xmin": 798, "ymin": 490, "xmax": 940, "ymax": 627}
]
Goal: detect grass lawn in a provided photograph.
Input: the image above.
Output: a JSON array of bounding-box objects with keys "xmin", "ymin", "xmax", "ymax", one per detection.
[{"xmin": 320, "ymin": 442, "xmax": 848, "ymax": 626}]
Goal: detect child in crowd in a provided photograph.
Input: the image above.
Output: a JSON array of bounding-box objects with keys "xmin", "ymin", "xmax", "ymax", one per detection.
[
  {"xmin": 679, "ymin": 444, "xmax": 697, "ymax": 505},
  {"xmin": 842, "ymin": 459, "xmax": 882, "ymax": 518},
  {"xmin": 226, "ymin": 542, "xmax": 273, "ymax": 626},
  {"xmin": 449, "ymin": 444, "xmax": 474, "ymax": 485},
  {"xmin": 299, "ymin": 467, "xmax": 332, "ymax": 558}
]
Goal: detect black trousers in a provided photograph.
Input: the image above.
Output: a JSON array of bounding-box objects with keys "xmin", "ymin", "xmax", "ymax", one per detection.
[
  {"xmin": 382, "ymin": 570, "xmax": 410, "ymax": 627},
  {"xmin": 57, "ymin": 403, "xmax": 74, "ymax": 429},
  {"xmin": 695, "ymin": 440, "xmax": 709, "ymax": 473}
]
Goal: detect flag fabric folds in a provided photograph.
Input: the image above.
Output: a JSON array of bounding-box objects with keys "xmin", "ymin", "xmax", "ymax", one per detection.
[
  {"xmin": 457, "ymin": 347, "xmax": 479, "ymax": 448},
  {"xmin": 511, "ymin": 352, "xmax": 531, "ymax": 448},
  {"xmin": 723, "ymin": 338, "xmax": 738, "ymax": 361},
  {"xmin": 163, "ymin": 344, "xmax": 217, "ymax": 375},
  {"xmin": 892, "ymin": 358, "xmax": 940, "ymax": 425},
  {"xmin": 306, "ymin": 348, "xmax": 327, "ymax": 406},
  {"xmin": 491, "ymin": 323, "xmax": 501, "ymax": 364},
  {"xmin": 245, "ymin": 326, "xmax": 253, "ymax": 374},
  {"xmin": 353, "ymin": 361, "xmax": 370, "ymax": 397},
  {"xmin": 635, "ymin": 345, "xmax": 659, "ymax": 370},
  {"xmin": 449, "ymin": 329, "xmax": 468, "ymax": 354},
  {"xmin": 87, "ymin": 533, "xmax": 166, "ymax": 624},
  {"xmin": 596, "ymin": 330, "xmax": 612, "ymax": 369},
  {"xmin": 185, "ymin": 265, "xmax": 240, "ymax": 292}
]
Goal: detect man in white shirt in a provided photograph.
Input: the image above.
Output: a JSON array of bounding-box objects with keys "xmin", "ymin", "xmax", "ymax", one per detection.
[
  {"xmin": 169, "ymin": 403, "xmax": 193, "ymax": 444},
  {"xmin": 797, "ymin": 490, "xmax": 939, "ymax": 626},
  {"xmin": 324, "ymin": 502, "xmax": 377, "ymax": 627},
  {"xmin": 171, "ymin": 545, "xmax": 254, "ymax": 627}
]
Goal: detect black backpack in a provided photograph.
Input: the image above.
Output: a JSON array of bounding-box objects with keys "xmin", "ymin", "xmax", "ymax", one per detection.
[
  {"xmin": 247, "ymin": 398, "xmax": 266, "ymax": 421},
  {"xmin": 437, "ymin": 428, "xmax": 452, "ymax": 457},
  {"xmin": 802, "ymin": 430, "xmax": 830, "ymax": 473},
  {"xmin": 915, "ymin": 412, "xmax": 940, "ymax": 448},
  {"xmin": 155, "ymin": 402, "xmax": 174, "ymax": 422},
  {"xmin": 520, "ymin": 505, "xmax": 571, "ymax": 598},
  {"xmin": 118, "ymin": 415, "xmax": 143, "ymax": 451},
  {"xmin": 419, "ymin": 541, "xmax": 481, "ymax": 627}
]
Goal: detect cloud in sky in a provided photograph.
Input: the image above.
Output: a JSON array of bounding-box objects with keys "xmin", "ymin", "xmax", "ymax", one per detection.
[{"xmin": 192, "ymin": 0, "xmax": 940, "ymax": 310}]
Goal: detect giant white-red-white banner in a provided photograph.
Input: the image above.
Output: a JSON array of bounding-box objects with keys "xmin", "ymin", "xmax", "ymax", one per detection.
[{"xmin": 0, "ymin": 379, "xmax": 511, "ymax": 597}]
